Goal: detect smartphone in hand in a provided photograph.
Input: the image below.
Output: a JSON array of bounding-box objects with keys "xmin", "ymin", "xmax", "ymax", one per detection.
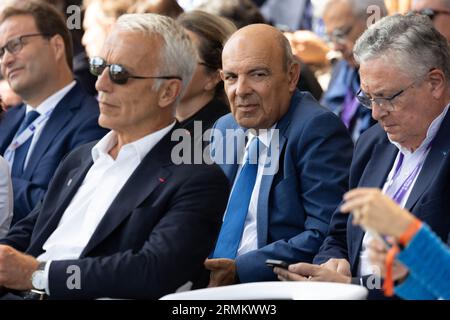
[{"xmin": 265, "ymin": 259, "xmax": 289, "ymax": 269}]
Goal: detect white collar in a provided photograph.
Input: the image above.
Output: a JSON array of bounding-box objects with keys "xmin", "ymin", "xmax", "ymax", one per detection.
[
  {"xmin": 91, "ymin": 121, "xmax": 176, "ymax": 162},
  {"xmin": 246, "ymin": 123, "xmax": 277, "ymax": 149}
]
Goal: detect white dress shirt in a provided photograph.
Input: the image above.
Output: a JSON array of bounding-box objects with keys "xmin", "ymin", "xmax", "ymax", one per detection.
[
  {"xmin": 236, "ymin": 125, "xmax": 278, "ymax": 257},
  {"xmin": 21, "ymin": 81, "xmax": 76, "ymax": 168},
  {"xmin": 37, "ymin": 122, "xmax": 175, "ymax": 293},
  {"xmin": 358, "ymin": 103, "xmax": 450, "ymax": 276},
  {"xmin": 0, "ymin": 156, "xmax": 13, "ymax": 238}
]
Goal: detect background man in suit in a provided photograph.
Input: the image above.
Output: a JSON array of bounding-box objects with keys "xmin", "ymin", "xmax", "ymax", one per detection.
[
  {"xmin": 0, "ymin": 13, "xmax": 229, "ymax": 300},
  {"xmin": 206, "ymin": 23, "xmax": 353, "ymax": 286},
  {"xmin": 320, "ymin": 0, "xmax": 387, "ymax": 142},
  {"xmin": 0, "ymin": 1, "xmax": 108, "ymax": 225},
  {"xmin": 275, "ymin": 14, "xmax": 450, "ymax": 299}
]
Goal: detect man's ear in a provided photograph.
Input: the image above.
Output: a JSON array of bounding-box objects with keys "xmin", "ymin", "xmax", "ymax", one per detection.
[
  {"xmin": 50, "ymin": 34, "xmax": 66, "ymax": 65},
  {"xmin": 427, "ymin": 68, "xmax": 446, "ymax": 99},
  {"xmin": 288, "ymin": 60, "xmax": 301, "ymax": 92},
  {"xmin": 158, "ymin": 79, "xmax": 182, "ymax": 108}
]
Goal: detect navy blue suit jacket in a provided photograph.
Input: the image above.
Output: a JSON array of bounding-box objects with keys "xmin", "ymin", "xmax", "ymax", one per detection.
[
  {"xmin": 314, "ymin": 112, "xmax": 450, "ymax": 274},
  {"xmin": 0, "ymin": 82, "xmax": 108, "ymax": 223},
  {"xmin": 0, "ymin": 125, "xmax": 230, "ymax": 299},
  {"xmin": 211, "ymin": 90, "xmax": 354, "ymax": 282}
]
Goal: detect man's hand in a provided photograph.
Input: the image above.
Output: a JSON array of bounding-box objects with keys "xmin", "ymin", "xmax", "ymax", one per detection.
[
  {"xmin": 274, "ymin": 262, "xmax": 351, "ymax": 284},
  {"xmin": 0, "ymin": 245, "xmax": 39, "ymax": 290},
  {"xmin": 204, "ymin": 258, "xmax": 237, "ymax": 287},
  {"xmin": 284, "ymin": 30, "xmax": 330, "ymax": 65},
  {"xmin": 320, "ymin": 258, "xmax": 351, "ymax": 276}
]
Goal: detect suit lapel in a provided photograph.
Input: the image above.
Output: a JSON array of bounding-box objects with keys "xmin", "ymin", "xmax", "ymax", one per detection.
[
  {"xmin": 0, "ymin": 104, "xmax": 25, "ymax": 154},
  {"xmin": 405, "ymin": 111, "xmax": 450, "ymax": 210},
  {"xmin": 257, "ymin": 134, "xmax": 286, "ymax": 247},
  {"xmin": 23, "ymin": 84, "xmax": 83, "ymax": 178},
  {"xmin": 350, "ymin": 140, "xmax": 397, "ymax": 270},
  {"xmin": 80, "ymin": 130, "xmax": 176, "ymax": 256},
  {"xmin": 357, "ymin": 142, "xmax": 398, "ymax": 188},
  {"xmin": 256, "ymin": 91, "xmax": 299, "ymax": 247},
  {"xmin": 27, "ymin": 156, "xmax": 93, "ymax": 256},
  {"xmin": 212, "ymin": 125, "xmax": 243, "ymax": 182}
]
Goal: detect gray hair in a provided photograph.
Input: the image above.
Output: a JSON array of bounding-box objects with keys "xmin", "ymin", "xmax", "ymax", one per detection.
[
  {"xmin": 115, "ymin": 13, "xmax": 196, "ymax": 103},
  {"xmin": 354, "ymin": 14, "xmax": 450, "ymax": 82}
]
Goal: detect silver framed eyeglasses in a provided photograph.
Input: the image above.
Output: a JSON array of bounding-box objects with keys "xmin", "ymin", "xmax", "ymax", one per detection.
[{"xmin": 356, "ymin": 70, "xmax": 434, "ymax": 112}]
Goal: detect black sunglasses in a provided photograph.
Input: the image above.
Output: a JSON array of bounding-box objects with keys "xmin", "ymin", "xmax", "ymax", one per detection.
[
  {"xmin": 408, "ymin": 8, "xmax": 450, "ymax": 21},
  {"xmin": 89, "ymin": 56, "xmax": 182, "ymax": 85}
]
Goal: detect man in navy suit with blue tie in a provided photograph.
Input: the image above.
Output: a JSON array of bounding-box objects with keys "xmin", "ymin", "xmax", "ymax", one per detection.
[
  {"xmin": 205, "ymin": 23, "xmax": 353, "ymax": 286},
  {"xmin": 274, "ymin": 14, "xmax": 450, "ymax": 299},
  {"xmin": 0, "ymin": 1, "xmax": 108, "ymax": 224}
]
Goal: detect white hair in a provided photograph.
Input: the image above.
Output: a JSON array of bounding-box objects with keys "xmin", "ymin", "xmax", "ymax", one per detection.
[
  {"xmin": 354, "ymin": 14, "xmax": 450, "ymax": 82},
  {"xmin": 115, "ymin": 13, "xmax": 196, "ymax": 103}
]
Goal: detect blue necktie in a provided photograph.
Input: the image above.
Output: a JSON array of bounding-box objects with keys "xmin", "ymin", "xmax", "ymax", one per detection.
[
  {"xmin": 212, "ymin": 137, "xmax": 260, "ymax": 259},
  {"xmin": 11, "ymin": 110, "xmax": 40, "ymax": 176}
]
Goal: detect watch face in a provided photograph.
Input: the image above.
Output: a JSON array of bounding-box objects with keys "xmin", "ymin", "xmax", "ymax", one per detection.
[{"xmin": 32, "ymin": 270, "xmax": 46, "ymax": 290}]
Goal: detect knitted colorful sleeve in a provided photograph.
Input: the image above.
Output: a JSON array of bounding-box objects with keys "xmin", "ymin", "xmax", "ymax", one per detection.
[{"xmin": 394, "ymin": 224, "xmax": 450, "ymax": 300}]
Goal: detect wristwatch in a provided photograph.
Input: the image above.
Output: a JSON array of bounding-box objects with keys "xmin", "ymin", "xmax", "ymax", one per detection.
[{"xmin": 31, "ymin": 261, "xmax": 47, "ymax": 291}]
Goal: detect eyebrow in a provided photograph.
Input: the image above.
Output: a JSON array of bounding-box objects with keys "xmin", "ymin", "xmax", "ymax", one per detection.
[
  {"xmin": 248, "ymin": 67, "xmax": 270, "ymax": 73},
  {"xmin": 361, "ymin": 86, "xmax": 389, "ymax": 98},
  {"xmin": 222, "ymin": 67, "xmax": 271, "ymax": 75},
  {"xmin": 371, "ymin": 89, "xmax": 395, "ymax": 98}
]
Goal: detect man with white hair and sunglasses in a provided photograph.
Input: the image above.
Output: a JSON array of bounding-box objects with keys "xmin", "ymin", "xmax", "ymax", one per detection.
[{"xmin": 0, "ymin": 13, "xmax": 229, "ymax": 300}]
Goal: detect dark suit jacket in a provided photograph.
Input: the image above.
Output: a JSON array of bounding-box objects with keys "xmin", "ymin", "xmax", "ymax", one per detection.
[
  {"xmin": 0, "ymin": 125, "xmax": 230, "ymax": 299},
  {"xmin": 314, "ymin": 111, "xmax": 450, "ymax": 278},
  {"xmin": 0, "ymin": 82, "xmax": 108, "ymax": 223},
  {"xmin": 211, "ymin": 90, "xmax": 354, "ymax": 282}
]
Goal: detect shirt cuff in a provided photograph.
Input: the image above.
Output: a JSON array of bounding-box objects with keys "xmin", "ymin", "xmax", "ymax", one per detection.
[{"xmin": 43, "ymin": 260, "xmax": 52, "ymax": 295}]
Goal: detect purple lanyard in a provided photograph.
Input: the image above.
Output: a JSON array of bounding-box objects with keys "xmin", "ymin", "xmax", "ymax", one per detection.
[
  {"xmin": 386, "ymin": 144, "xmax": 432, "ymax": 204},
  {"xmin": 341, "ymin": 89, "xmax": 359, "ymax": 128}
]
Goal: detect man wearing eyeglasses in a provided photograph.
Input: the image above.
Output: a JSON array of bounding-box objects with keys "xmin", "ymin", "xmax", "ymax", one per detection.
[
  {"xmin": 0, "ymin": 1, "xmax": 108, "ymax": 225},
  {"xmin": 321, "ymin": 0, "xmax": 387, "ymax": 142},
  {"xmin": 274, "ymin": 14, "xmax": 450, "ymax": 299},
  {"xmin": 0, "ymin": 12, "xmax": 230, "ymax": 300},
  {"xmin": 412, "ymin": 0, "xmax": 450, "ymax": 41}
]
